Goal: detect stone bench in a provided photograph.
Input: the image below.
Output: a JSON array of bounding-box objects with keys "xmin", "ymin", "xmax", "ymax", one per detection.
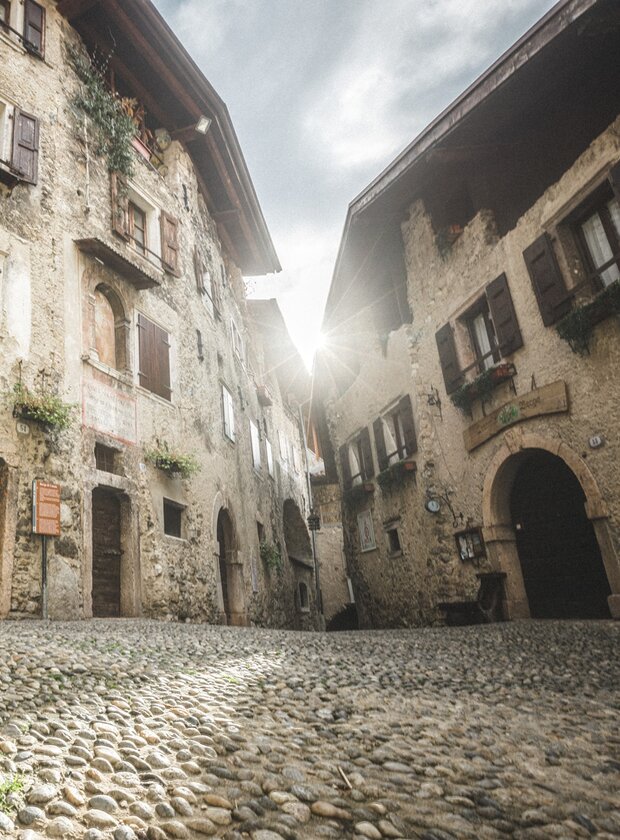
[{"xmin": 438, "ymin": 572, "xmax": 507, "ymax": 626}]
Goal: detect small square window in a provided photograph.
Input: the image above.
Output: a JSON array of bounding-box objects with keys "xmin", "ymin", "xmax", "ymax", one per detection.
[
  {"xmin": 455, "ymin": 528, "xmax": 485, "ymax": 561},
  {"xmin": 95, "ymin": 443, "xmax": 118, "ymax": 474},
  {"xmin": 163, "ymin": 498, "xmax": 184, "ymax": 538}
]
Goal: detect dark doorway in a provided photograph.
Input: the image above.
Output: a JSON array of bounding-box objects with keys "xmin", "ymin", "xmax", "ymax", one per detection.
[
  {"xmin": 217, "ymin": 509, "xmax": 233, "ymax": 623},
  {"xmin": 510, "ymin": 450, "xmax": 610, "ymax": 618},
  {"xmin": 92, "ymin": 488, "xmax": 122, "ymax": 617}
]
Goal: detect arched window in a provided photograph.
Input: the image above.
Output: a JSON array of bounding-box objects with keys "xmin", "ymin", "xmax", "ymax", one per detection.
[{"xmin": 92, "ymin": 284, "xmax": 128, "ymax": 372}]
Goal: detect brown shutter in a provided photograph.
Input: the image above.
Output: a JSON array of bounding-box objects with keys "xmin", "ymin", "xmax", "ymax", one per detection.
[
  {"xmin": 160, "ymin": 212, "xmax": 180, "ymax": 276},
  {"xmin": 373, "ymin": 418, "xmax": 388, "ymax": 472},
  {"xmin": 110, "ymin": 172, "xmax": 129, "ymax": 239},
  {"xmin": 398, "ymin": 394, "xmax": 417, "ymax": 456},
  {"xmin": 339, "ymin": 444, "xmax": 351, "ymax": 489},
  {"xmin": 609, "ymin": 161, "xmax": 620, "ymax": 203},
  {"xmin": 24, "ymin": 0, "xmax": 45, "ymax": 57},
  {"xmin": 435, "ymin": 323, "xmax": 463, "ymax": 395},
  {"xmin": 12, "ymin": 110, "xmax": 39, "ymax": 184},
  {"xmin": 485, "ymin": 273, "xmax": 523, "ymax": 356},
  {"xmin": 137, "ymin": 314, "xmax": 171, "ymax": 401},
  {"xmin": 523, "ymin": 234, "xmax": 571, "ymax": 326},
  {"xmin": 359, "ymin": 427, "xmax": 374, "ymax": 479}
]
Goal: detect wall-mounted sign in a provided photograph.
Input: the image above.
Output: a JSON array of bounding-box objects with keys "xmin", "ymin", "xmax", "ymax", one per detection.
[
  {"xmin": 83, "ymin": 380, "xmax": 137, "ymax": 444},
  {"xmin": 463, "ymin": 380, "xmax": 568, "ymax": 452},
  {"xmin": 357, "ymin": 509, "xmax": 376, "ymax": 553},
  {"xmin": 32, "ymin": 480, "xmax": 61, "ymax": 536},
  {"xmin": 16, "ymin": 421, "xmax": 30, "ymax": 436}
]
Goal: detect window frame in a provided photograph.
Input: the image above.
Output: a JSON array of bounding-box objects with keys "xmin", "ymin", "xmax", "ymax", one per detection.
[
  {"xmin": 163, "ymin": 498, "xmax": 185, "ymax": 539},
  {"xmin": 136, "ymin": 312, "xmax": 172, "ymax": 402},
  {"xmin": 250, "ymin": 419, "xmax": 261, "ymax": 470},
  {"xmin": 222, "ymin": 384, "xmax": 235, "ymax": 442},
  {"xmin": 570, "ymin": 183, "xmax": 620, "ymax": 293},
  {"xmin": 265, "ymin": 438, "xmax": 274, "ymax": 477},
  {"xmin": 128, "ymin": 201, "xmax": 147, "ymax": 254},
  {"xmin": 455, "ymin": 528, "xmax": 486, "ymax": 562},
  {"xmin": 461, "ymin": 297, "xmax": 500, "ymax": 375},
  {"xmin": 0, "ymin": 1, "xmax": 10, "ymax": 30}
]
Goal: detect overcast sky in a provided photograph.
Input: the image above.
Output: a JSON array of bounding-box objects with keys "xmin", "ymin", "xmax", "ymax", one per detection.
[{"xmin": 153, "ymin": 0, "xmax": 558, "ymax": 368}]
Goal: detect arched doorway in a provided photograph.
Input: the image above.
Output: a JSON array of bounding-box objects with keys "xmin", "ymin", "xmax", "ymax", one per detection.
[
  {"xmin": 216, "ymin": 507, "xmax": 246, "ymax": 625},
  {"xmin": 510, "ymin": 450, "xmax": 610, "ymax": 618}
]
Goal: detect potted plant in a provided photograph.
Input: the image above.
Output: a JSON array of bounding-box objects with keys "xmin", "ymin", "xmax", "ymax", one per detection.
[
  {"xmin": 450, "ymin": 362, "xmax": 516, "ymax": 415},
  {"xmin": 11, "ymin": 383, "xmax": 74, "ymax": 431},
  {"xmin": 145, "ymin": 442, "xmax": 198, "ymax": 479}
]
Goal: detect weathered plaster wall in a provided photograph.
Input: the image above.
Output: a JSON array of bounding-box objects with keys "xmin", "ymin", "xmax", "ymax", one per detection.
[{"xmin": 0, "ymin": 3, "xmax": 314, "ymax": 628}]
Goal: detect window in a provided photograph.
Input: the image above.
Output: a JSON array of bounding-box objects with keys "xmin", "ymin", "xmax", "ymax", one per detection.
[
  {"xmin": 110, "ymin": 175, "xmax": 180, "ymax": 275},
  {"xmin": 0, "ymin": 2, "xmax": 9, "ymax": 29},
  {"xmin": 163, "ymin": 499, "xmax": 184, "ymax": 538},
  {"xmin": 128, "ymin": 202, "xmax": 147, "ymax": 253},
  {"xmin": 23, "ymin": 0, "xmax": 44, "ymax": 56},
  {"xmin": 92, "ymin": 284, "xmax": 128, "ymax": 372},
  {"xmin": 0, "ymin": 102, "xmax": 39, "ymax": 185},
  {"xmin": 455, "ymin": 528, "xmax": 485, "ymax": 561},
  {"xmin": 137, "ymin": 313, "xmax": 171, "ymax": 401},
  {"xmin": 231, "ymin": 319, "xmax": 244, "ymax": 361},
  {"xmin": 222, "ymin": 384, "xmax": 235, "ymax": 441},
  {"xmin": 298, "ymin": 581, "xmax": 309, "ymax": 611},
  {"xmin": 194, "ymin": 249, "xmax": 221, "ymax": 317},
  {"xmin": 573, "ymin": 186, "xmax": 620, "ymax": 289},
  {"xmin": 436, "ymin": 274, "xmax": 522, "ymax": 394},
  {"xmin": 339, "ymin": 427, "xmax": 373, "ymax": 489},
  {"xmin": 266, "ymin": 438, "xmax": 274, "ymax": 477},
  {"xmin": 373, "ymin": 394, "xmax": 417, "ymax": 473},
  {"xmin": 250, "ymin": 420, "xmax": 261, "ymax": 469},
  {"xmin": 95, "ymin": 443, "xmax": 118, "ymax": 474},
  {"xmin": 257, "ymin": 521, "xmax": 265, "ymax": 544},
  {"xmin": 387, "ymin": 527, "xmax": 401, "ymax": 555}
]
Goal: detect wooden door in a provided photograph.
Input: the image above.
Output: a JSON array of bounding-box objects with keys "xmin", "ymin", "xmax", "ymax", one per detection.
[{"xmin": 92, "ymin": 488, "xmax": 122, "ymax": 617}]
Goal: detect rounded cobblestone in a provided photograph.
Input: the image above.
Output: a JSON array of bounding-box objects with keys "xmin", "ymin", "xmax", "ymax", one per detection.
[{"xmin": 0, "ymin": 620, "xmax": 617, "ymax": 839}]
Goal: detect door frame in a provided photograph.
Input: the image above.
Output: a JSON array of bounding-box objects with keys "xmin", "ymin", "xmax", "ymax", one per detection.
[{"xmin": 482, "ymin": 429, "xmax": 620, "ymax": 619}]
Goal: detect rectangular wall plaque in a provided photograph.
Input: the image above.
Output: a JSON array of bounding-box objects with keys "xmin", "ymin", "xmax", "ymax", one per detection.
[
  {"xmin": 32, "ymin": 480, "xmax": 61, "ymax": 536},
  {"xmin": 82, "ymin": 380, "xmax": 137, "ymax": 444},
  {"xmin": 357, "ymin": 509, "xmax": 377, "ymax": 553},
  {"xmin": 463, "ymin": 380, "xmax": 568, "ymax": 452}
]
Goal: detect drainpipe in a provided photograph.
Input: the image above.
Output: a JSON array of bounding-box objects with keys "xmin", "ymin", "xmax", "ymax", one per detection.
[{"xmin": 298, "ymin": 401, "xmax": 325, "ymax": 631}]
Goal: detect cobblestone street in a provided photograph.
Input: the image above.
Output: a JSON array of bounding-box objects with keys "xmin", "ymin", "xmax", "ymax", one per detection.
[{"xmin": 0, "ymin": 620, "xmax": 618, "ymax": 840}]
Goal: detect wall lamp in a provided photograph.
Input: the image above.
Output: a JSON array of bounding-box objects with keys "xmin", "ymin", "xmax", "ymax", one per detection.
[{"xmin": 171, "ymin": 116, "xmax": 212, "ymax": 140}]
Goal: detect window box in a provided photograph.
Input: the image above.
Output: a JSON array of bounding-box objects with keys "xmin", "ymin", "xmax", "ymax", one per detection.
[
  {"xmin": 343, "ymin": 481, "xmax": 375, "ymax": 506},
  {"xmin": 450, "ymin": 362, "xmax": 516, "ymax": 416},
  {"xmin": 556, "ymin": 279, "xmax": 620, "ymax": 355},
  {"xmin": 146, "ymin": 443, "xmax": 198, "ymax": 479},
  {"xmin": 377, "ymin": 458, "xmax": 416, "ymax": 491},
  {"xmin": 11, "ymin": 383, "xmax": 74, "ymax": 431}
]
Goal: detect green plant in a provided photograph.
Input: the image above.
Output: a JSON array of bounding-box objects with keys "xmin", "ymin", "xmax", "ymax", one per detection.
[
  {"xmin": 556, "ymin": 280, "xmax": 620, "ymax": 355},
  {"xmin": 12, "ymin": 383, "xmax": 74, "ymax": 430},
  {"xmin": 260, "ymin": 541, "xmax": 282, "ymax": 573},
  {"xmin": 377, "ymin": 460, "xmax": 416, "ymax": 491},
  {"xmin": 145, "ymin": 442, "xmax": 199, "ymax": 478},
  {"xmin": 450, "ymin": 362, "xmax": 516, "ymax": 415},
  {"xmin": 68, "ymin": 45, "xmax": 136, "ymax": 177},
  {"xmin": 0, "ymin": 773, "xmax": 24, "ymax": 815}
]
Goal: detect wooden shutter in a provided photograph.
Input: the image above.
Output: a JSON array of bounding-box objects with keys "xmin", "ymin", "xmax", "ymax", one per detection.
[
  {"xmin": 160, "ymin": 212, "xmax": 180, "ymax": 276},
  {"xmin": 24, "ymin": 0, "xmax": 45, "ymax": 57},
  {"xmin": 373, "ymin": 418, "xmax": 388, "ymax": 472},
  {"xmin": 12, "ymin": 110, "xmax": 39, "ymax": 184},
  {"xmin": 435, "ymin": 323, "xmax": 463, "ymax": 395},
  {"xmin": 523, "ymin": 233, "xmax": 571, "ymax": 326},
  {"xmin": 610, "ymin": 161, "xmax": 620, "ymax": 203},
  {"xmin": 339, "ymin": 444, "xmax": 352, "ymax": 489},
  {"xmin": 137, "ymin": 314, "xmax": 171, "ymax": 401},
  {"xmin": 359, "ymin": 427, "xmax": 374, "ymax": 479},
  {"xmin": 110, "ymin": 172, "xmax": 129, "ymax": 239},
  {"xmin": 398, "ymin": 394, "xmax": 417, "ymax": 456},
  {"xmin": 485, "ymin": 273, "xmax": 523, "ymax": 356}
]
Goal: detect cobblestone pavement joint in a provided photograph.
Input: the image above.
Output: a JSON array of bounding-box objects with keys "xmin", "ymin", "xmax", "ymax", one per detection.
[{"xmin": 0, "ymin": 620, "xmax": 618, "ymax": 840}]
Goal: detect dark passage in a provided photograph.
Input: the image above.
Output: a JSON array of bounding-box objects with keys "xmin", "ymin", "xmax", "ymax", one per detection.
[{"xmin": 511, "ymin": 451, "xmax": 610, "ymax": 619}]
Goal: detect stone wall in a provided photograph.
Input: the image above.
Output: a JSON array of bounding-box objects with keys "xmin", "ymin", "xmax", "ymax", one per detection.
[
  {"xmin": 0, "ymin": 2, "xmax": 316, "ymax": 628},
  {"xmin": 322, "ymin": 115, "xmax": 620, "ymax": 626}
]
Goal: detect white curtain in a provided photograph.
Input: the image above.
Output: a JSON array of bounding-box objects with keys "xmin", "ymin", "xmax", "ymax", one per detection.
[
  {"xmin": 348, "ymin": 444, "xmax": 362, "ymax": 485},
  {"xmin": 582, "ymin": 207, "xmax": 620, "ymax": 287},
  {"xmin": 382, "ymin": 419, "xmax": 399, "ymax": 466},
  {"xmin": 472, "ymin": 313, "xmax": 493, "ymax": 369}
]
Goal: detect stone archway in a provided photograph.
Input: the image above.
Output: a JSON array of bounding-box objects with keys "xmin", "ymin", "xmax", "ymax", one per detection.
[
  {"xmin": 215, "ymin": 506, "xmax": 247, "ymax": 626},
  {"xmin": 482, "ymin": 429, "xmax": 620, "ymax": 619}
]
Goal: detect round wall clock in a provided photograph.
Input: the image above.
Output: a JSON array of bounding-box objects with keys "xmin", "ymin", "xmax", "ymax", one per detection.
[{"xmin": 425, "ymin": 498, "xmax": 441, "ymax": 513}]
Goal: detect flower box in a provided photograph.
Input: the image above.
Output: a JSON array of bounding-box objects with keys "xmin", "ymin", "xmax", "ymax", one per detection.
[{"xmin": 450, "ymin": 362, "xmax": 516, "ymax": 415}]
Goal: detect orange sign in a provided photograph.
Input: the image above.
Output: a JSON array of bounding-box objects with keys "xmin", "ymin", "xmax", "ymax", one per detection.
[{"xmin": 32, "ymin": 481, "xmax": 61, "ymax": 536}]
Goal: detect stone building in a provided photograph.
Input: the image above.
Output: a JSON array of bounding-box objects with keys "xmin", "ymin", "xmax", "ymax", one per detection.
[
  {"xmin": 317, "ymin": 0, "xmax": 620, "ymax": 627},
  {"xmin": 0, "ymin": 0, "xmax": 318, "ymax": 627}
]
